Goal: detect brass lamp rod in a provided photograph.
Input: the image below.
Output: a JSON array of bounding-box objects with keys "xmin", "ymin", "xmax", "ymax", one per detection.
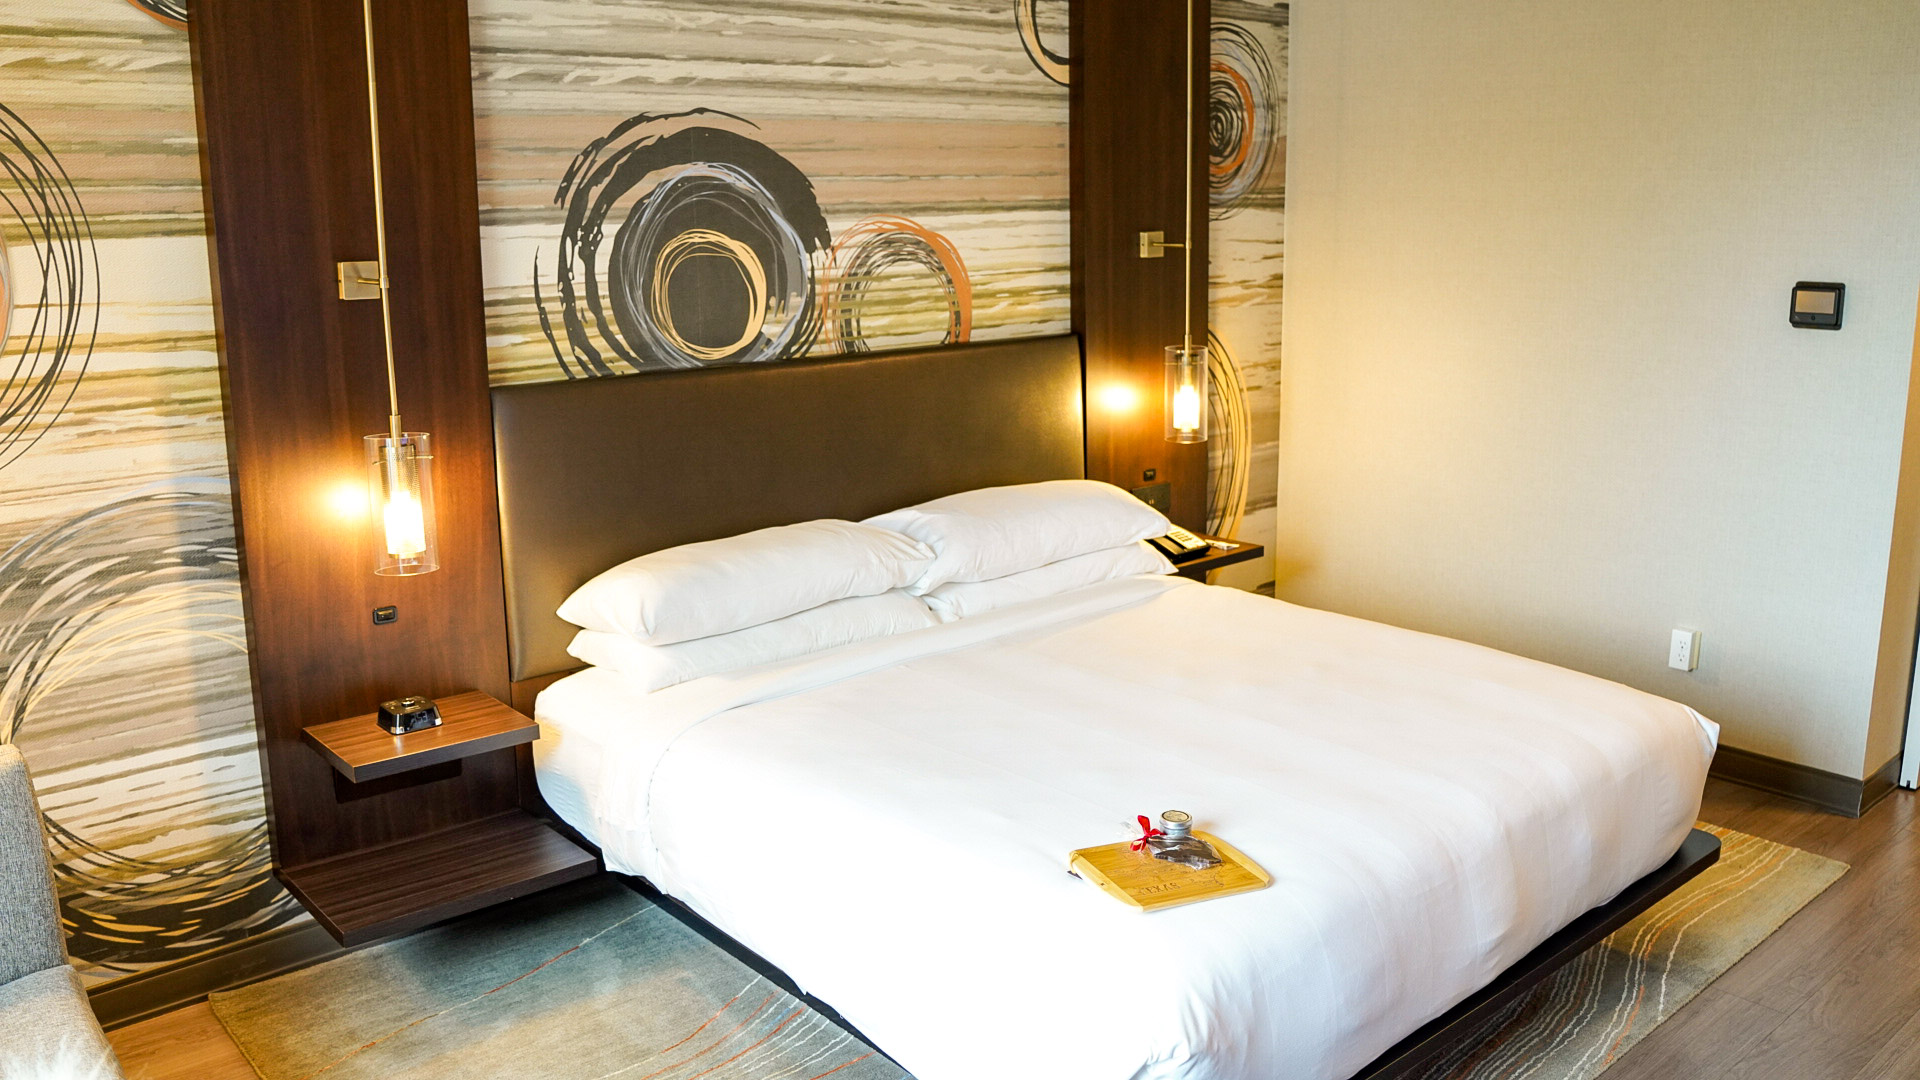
[
  {"xmin": 1175, "ymin": 0, "xmax": 1190, "ymax": 351},
  {"xmin": 361, "ymin": 0, "xmax": 401, "ymax": 442}
]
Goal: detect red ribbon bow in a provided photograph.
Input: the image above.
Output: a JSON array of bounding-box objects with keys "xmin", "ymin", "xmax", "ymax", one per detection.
[{"xmin": 1130, "ymin": 814, "xmax": 1163, "ymax": 852}]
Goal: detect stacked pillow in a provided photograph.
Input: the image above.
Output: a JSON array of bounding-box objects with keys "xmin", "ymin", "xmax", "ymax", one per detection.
[
  {"xmin": 566, "ymin": 590, "xmax": 936, "ymax": 693},
  {"xmin": 864, "ymin": 480, "xmax": 1175, "ymax": 621},
  {"xmin": 556, "ymin": 480, "xmax": 1178, "ymax": 692},
  {"xmin": 559, "ymin": 520, "xmax": 939, "ymax": 692},
  {"xmin": 914, "ymin": 541, "xmax": 1172, "ymax": 622}
]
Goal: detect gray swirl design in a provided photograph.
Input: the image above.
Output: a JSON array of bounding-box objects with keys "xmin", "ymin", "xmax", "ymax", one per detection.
[
  {"xmin": 1209, "ymin": 22, "xmax": 1281, "ymax": 218},
  {"xmin": 0, "ymin": 483, "xmax": 300, "ymax": 973},
  {"xmin": 0, "ymin": 102, "xmax": 97, "ymax": 475},
  {"xmin": 537, "ymin": 110, "xmax": 830, "ymax": 375},
  {"xmin": 1205, "ymin": 330, "xmax": 1253, "ymax": 538}
]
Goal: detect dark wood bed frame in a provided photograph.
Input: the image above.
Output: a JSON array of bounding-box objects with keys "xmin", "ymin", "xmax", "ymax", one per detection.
[
  {"xmin": 490, "ymin": 337, "xmax": 1723, "ymax": 1080},
  {"xmin": 546, "ymin": 820, "xmax": 1719, "ymax": 1080}
]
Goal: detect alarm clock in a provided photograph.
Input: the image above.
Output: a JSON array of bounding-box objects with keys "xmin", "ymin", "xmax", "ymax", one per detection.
[{"xmin": 376, "ymin": 695, "xmax": 442, "ymax": 735}]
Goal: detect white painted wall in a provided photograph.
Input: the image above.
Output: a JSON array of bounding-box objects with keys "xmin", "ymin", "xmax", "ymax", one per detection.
[{"xmin": 1279, "ymin": 0, "xmax": 1920, "ymax": 777}]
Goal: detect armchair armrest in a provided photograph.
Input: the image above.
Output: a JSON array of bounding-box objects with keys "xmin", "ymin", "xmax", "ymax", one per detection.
[{"xmin": 0, "ymin": 744, "xmax": 68, "ymax": 984}]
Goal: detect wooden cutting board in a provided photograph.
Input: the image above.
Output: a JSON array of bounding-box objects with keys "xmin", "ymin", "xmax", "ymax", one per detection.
[{"xmin": 1068, "ymin": 831, "xmax": 1272, "ymax": 912}]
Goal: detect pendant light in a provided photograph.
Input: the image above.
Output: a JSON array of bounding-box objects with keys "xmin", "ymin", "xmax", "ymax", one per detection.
[
  {"xmin": 355, "ymin": 0, "xmax": 440, "ymax": 576},
  {"xmin": 1164, "ymin": 0, "xmax": 1209, "ymax": 445}
]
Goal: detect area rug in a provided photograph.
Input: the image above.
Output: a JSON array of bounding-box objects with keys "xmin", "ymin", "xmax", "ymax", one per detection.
[
  {"xmin": 1411, "ymin": 822, "xmax": 1846, "ymax": 1079},
  {"xmin": 209, "ymin": 877, "xmax": 906, "ymax": 1080},
  {"xmin": 210, "ymin": 824, "xmax": 1841, "ymax": 1080}
]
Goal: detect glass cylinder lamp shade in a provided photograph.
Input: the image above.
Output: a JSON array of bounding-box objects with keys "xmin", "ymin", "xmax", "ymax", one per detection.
[
  {"xmin": 364, "ymin": 432, "xmax": 440, "ymax": 576},
  {"xmin": 1165, "ymin": 345, "xmax": 1209, "ymax": 443}
]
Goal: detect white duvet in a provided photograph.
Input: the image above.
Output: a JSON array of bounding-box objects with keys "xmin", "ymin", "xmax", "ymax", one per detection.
[{"xmin": 535, "ymin": 576, "xmax": 1716, "ymax": 1080}]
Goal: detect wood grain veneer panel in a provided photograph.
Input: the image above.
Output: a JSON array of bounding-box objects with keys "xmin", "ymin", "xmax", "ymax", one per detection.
[
  {"xmin": 1071, "ymin": 0, "xmax": 1212, "ymax": 527},
  {"xmin": 277, "ymin": 810, "xmax": 598, "ymax": 947},
  {"xmin": 304, "ymin": 691, "xmax": 537, "ymax": 783},
  {"xmin": 191, "ymin": 0, "xmax": 517, "ymax": 869}
]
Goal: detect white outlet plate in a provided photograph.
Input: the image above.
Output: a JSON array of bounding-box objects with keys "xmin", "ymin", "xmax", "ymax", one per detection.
[{"xmin": 1669, "ymin": 628, "xmax": 1700, "ymax": 672}]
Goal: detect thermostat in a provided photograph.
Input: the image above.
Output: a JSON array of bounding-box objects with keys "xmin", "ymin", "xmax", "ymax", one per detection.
[{"xmin": 1789, "ymin": 282, "xmax": 1844, "ymax": 330}]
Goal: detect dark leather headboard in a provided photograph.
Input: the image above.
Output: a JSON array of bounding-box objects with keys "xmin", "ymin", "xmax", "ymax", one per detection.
[{"xmin": 492, "ymin": 336, "xmax": 1086, "ymax": 682}]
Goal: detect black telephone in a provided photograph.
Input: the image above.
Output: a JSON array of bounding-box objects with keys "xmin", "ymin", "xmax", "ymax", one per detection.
[{"xmin": 1147, "ymin": 526, "xmax": 1213, "ymax": 564}]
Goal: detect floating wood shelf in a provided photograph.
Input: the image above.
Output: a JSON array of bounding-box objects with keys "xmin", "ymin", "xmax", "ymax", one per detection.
[
  {"xmin": 1173, "ymin": 534, "xmax": 1266, "ymax": 581},
  {"xmin": 302, "ymin": 690, "xmax": 538, "ymax": 783},
  {"xmin": 277, "ymin": 809, "xmax": 598, "ymax": 947}
]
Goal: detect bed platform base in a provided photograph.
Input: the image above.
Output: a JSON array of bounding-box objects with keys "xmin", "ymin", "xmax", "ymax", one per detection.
[
  {"xmin": 1353, "ymin": 826, "xmax": 1721, "ymax": 1079},
  {"xmin": 600, "ymin": 827, "xmax": 1718, "ymax": 1079}
]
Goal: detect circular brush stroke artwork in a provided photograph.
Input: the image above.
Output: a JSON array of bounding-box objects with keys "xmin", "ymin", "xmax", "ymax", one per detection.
[
  {"xmin": 1209, "ymin": 21, "xmax": 1281, "ymax": 218},
  {"xmin": 0, "ymin": 101, "xmax": 97, "ymax": 475},
  {"xmin": 536, "ymin": 109, "xmax": 831, "ymax": 376},
  {"xmin": 824, "ymin": 216, "xmax": 972, "ymax": 355},
  {"xmin": 0, "ymin": 484, "xmax": 301, "ymax": 973},
  {"xmin": 1016, "ymin": 0, "xmax": 1069, "ymax": 86},
  {"xmin": 124, "ymin": 0, "xmax": 189, "ymax": 29},
  {"xmin": 1205, "ymin": 330, "xmax": 1253, "ymax": 538}
]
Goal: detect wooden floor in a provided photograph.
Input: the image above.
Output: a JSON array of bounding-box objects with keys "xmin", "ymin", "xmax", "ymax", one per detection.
[
  {"xmin": 106, "ymin": 777, "xmax": 1920, "ymax": 1080},
  {"xmin": 108, "ymin": 999, "xmax": 253, "ymax": 1080}
]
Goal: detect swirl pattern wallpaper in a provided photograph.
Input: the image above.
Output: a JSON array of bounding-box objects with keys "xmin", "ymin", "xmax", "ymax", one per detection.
[
  {"xmin": 0, "ymin": 1, "xmax": 302, "ymax": 987},
  {"xmin": 0, "ymin": 0, "xmax": 1285, "ymax": 991},
  {"xmin": 470, "ymin": 0, "xmax": 1073, "ymax": 385},
  {"xmin": 1206, "ymin": 0, "xmax": 1287, "ymax": 577},
  {"xmin": 470, "ymin": 0, "xmax": 1286, "ymax": 585}
]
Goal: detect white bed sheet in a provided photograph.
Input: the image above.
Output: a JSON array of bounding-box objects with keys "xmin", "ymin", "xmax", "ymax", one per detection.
[{"xmin": 534, "ymin": 576, "xmax": 1716, "ymax": 1080}]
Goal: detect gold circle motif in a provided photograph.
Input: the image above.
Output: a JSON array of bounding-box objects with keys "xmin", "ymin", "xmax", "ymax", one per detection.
[{"xmin": 650, "ymin": 229, "xmax": 768, "ymax": 362}]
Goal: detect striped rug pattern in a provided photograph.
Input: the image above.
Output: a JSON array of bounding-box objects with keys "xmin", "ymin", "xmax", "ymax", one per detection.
[
  {"xmin": 1412, "ymin": 823, "xmax": 1845, "ymax": 1080},
  {"xmin": 210, "ymin": 878, "xmax": 904, "ymax": 1080}
]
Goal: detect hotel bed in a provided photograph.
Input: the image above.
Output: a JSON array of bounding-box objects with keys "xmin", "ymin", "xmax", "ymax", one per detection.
[
  {"xmin": 533, "ymin": 575, "xmax": 1715, "ymax": 1080},
  {"xmin": 492, "ymin": 336, "xmax": 1719, "ymax": 1080}
]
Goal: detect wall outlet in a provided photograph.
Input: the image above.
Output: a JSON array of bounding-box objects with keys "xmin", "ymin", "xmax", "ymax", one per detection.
[
  {"xmin": 1668, "ymin": 628, "xmax": 1700, "ymax": 672},
  {"xmin": 1131, "ymin": 481, "xmax": 1172, "ymax": 514}
]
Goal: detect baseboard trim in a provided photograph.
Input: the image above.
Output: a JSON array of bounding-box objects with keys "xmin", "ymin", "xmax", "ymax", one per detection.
[
  {"xmin": 1711, "ymin": 745, "xmax": 1901, "ymax": 819},
  {"xmin": 1862, "ymin": 752, "xmax": 1902, "ymax": 815},
  {"xmin": 88, "ymin": 919, "xmax": 345, "ymax": 1031}
]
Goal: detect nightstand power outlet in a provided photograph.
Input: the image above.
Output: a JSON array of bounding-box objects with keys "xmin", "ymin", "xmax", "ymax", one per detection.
[{"xmin": 1131, "ymin": 482, "xmax": 1172, "ymax": 514}]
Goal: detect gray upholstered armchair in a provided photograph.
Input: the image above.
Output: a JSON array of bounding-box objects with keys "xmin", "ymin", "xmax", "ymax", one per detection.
[{"xmin": 0, "ymin": 744, "xmax": 124, "ymax": 1077}]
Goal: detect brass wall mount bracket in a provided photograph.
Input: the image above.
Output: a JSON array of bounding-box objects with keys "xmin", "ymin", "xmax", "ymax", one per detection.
[
  {"xmin": 337, "ymin": 260, "xmax": 382, "ymax": 301},
  {"xmin": 1138, "ymin": 230, "xmax": 1184, "ymax": 259}
]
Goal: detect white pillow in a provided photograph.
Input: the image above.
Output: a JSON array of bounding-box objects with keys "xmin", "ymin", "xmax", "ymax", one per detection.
[
  {"xmin": 557, "ymin": 520, "xmax": 933, "ymax": 644},
  {"xmin": 566, "ymin": 590, "xmax": 937, "ymax": 692},
  {"xmin": 863, "ymin": 479, "xmax": 1170, "ymax": 594},
  {"xmin": 920, "ymin": 542, "xmax": 1174, "ymax": 622}
]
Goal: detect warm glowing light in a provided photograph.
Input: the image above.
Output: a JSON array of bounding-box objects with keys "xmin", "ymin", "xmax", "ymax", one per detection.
[
  {"xmin": 1164, "ymin": 344, "xmax": 1209, "ymax": 443},
  {"xmin": 326, "ymin": 481, "xmax": 368, "ymax": 522},
  {"xmin": 1171, "ymin": 383, "xmax": 1201, "ymax": 432},
  {"xmin": 383, "ymin": 489, "xmax": 427, "ymax": 558},
  {"xmin": 365, "ymin": 432, "xmax": 439, "ymax": 576},
  {"xmin": 1099, "ymin": 383, "xmax": 1140, "ymax": 414}
]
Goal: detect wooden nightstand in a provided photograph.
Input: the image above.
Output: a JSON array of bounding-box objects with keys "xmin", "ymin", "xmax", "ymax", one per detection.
[
  {"xmin": 289, "ymin": 691, "xmax": 597, "ymax": 946},
  {"xmin": 1172, "ymin": 534, "xmax": 1265, "ymax": 581},
  {"xmin": 303, "ymin": 690, "xmax": 539, "ymax": 783}
]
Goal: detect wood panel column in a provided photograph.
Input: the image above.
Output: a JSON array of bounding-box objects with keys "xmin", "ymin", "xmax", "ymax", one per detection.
[
  {"xmin": 190, "ymin": 0, "xmax": 571, "ymax": 937},
  {"xmin": 1071, "ymin": 0, "xmax": 1212, "ymax": 528}
]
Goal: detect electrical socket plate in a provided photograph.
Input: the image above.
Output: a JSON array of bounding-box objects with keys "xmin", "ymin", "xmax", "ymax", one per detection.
[{"xmin": 1669, "ymin": 628, "xmax": 1700, "ymax": 672}]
